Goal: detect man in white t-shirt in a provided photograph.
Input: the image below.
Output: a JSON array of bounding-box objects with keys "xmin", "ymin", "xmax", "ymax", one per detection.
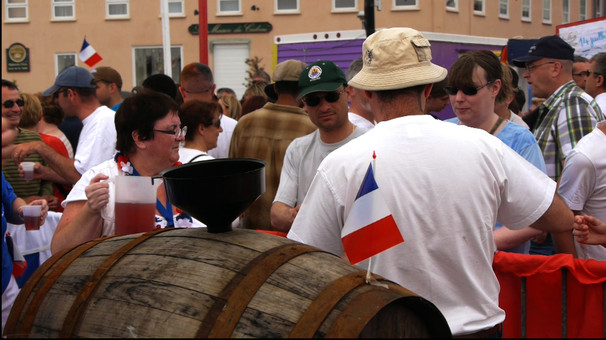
[
  {"xmin": 271, "ymin": 60, "xmax": 367, "ymax": 232},
  {"xmin": 287, "ymin": 27, "xmax": 574, "ymax": 338},
  {"xmin": 558, "ymin": 120, "xmax": 606, "ymax": 260},
  {"xmin": 12, "ymin": 66, "xmax": 116, "ymax": 185}
]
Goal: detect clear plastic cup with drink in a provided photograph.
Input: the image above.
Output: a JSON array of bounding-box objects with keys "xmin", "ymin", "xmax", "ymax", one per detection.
[{"xmin": 22, "ymin": 205, "xmax": 42, "ymax": 230}]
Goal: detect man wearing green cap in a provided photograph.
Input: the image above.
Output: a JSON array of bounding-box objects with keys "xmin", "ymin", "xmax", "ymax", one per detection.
[{"xmin": 271, "ymin": 60, "xmax": 367, "ymax": 232}]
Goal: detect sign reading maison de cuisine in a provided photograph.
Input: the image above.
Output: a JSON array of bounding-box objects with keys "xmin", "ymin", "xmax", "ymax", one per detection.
[{"xmin": 188, "ymin": 22, "xmax": 272, "ymax": 35}]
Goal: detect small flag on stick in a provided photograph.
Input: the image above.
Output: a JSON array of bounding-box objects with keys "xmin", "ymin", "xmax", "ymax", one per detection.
[
  {"xmin": 341, "ymin": 160, "xmax": 404, "ymax": 265},
  {"xmin": 79, "ymin": 36, "xmax": 102, "ymax": 68}
]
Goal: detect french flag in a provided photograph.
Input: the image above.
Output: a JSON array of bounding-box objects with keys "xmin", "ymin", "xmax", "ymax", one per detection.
[
  {"xmin": 79, "ymin": 37, "xmax": 102, "ymax": 68},
  {"xmin": 342, "ymin": 162, "xmax": 404, "ymax": 265}
]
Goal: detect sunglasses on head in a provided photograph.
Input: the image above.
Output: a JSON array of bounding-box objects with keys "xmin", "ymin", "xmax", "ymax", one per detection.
[
  {"xmin": 3, "ymin": 99, "xmax": 24, "ymax": 109},
  {"xmin": 443, "ymin": 80, "xmax": 495, "ymax": 96},
  {"xmin": 303, "ymin": 89, "xmax": 345, "ymax": 107}
]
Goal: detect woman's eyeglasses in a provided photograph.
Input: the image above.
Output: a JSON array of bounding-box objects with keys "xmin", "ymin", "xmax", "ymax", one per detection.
[
  {"xmin": 154, "ymin": 126, "xmax": 187, "ymax": 139},
  {"xmin": 3, "ymin": 99, "xmax": 24, "ymax": 109},
  {"xmin": 303, "ymin": 89, "xmax": 345, "ymax": 107},
  {"xmin": 444, "ymin": 81, "xmax": 495, "ymax": 96}
]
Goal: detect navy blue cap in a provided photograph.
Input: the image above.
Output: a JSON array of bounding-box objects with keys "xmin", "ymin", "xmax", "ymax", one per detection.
[
  {"xmin": 43, "ymin": 66, "xmax": 96, "ymax": 96},
  {"xmin": 512, "ymin": 35, "xmax": 575, "ymax": 67}
]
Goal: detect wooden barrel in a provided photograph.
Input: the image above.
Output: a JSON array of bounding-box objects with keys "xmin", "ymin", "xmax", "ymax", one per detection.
[{"xmin": 4, "ymin": 228, "xmax": 451, "ymax": 338}]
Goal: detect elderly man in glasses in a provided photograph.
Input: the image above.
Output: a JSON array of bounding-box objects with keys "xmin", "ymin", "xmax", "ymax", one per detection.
[
  {"xmin": 1, "ymin": 79, "xmax": 56, "ymax": 208},
  {"xmin": 512, "ymin": 35, "xmax": 604, "ymax": 256},
  {"xmin": 270, "ymin": 60, "xmax": 367, "ymax": 233}
]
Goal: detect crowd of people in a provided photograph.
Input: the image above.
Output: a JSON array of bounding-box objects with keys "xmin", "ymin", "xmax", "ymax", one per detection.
[{"xmin": 2, "ymin": 27, "xmax": 605, "ymax": 337}]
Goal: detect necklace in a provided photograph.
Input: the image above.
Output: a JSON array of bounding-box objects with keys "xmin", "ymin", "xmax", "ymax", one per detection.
[{"xmin": 488, "ymin": 117, "xmax": 504, "ymax": 135}]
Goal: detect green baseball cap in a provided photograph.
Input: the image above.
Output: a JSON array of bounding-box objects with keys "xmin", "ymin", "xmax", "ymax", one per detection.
[{"xmin": 297, "ymin": 60, "xmax": 347, "ymax": 101}]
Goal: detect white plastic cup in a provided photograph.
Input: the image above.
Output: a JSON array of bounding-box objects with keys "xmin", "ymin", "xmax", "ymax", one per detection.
[
  {"xmin": 22, "ymin": 205, "xmax": 42, "ymax": 230},
  {"xmin": 21, "ymin": 162, "xmax": 35, "ymax": 181},
  {"xmin": 114, "ymin": 176, "xmax": 158, "ymax": 235}
]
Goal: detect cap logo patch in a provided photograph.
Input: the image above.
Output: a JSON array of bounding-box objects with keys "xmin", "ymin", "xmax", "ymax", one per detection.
[{"xmin": 308, "ymin": 65, "xmax": 322, "ymax": 81}]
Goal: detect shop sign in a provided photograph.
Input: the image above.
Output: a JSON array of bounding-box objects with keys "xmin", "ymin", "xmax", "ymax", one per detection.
[
  {"xmin": 189, "ymin": 22, "xmax": 272, "ymax": 35},
  {"xmin": 6, "ymin": 42, "xmax": 30, "ymax": 72}
]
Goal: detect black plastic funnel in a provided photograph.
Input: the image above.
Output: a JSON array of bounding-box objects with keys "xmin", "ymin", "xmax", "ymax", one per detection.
[{"xmin": 159, "ymin": 158, "xmax": 265, "ymax": 233}]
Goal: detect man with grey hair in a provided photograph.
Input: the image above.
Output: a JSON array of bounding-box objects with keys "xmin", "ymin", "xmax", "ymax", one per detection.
[
  {"xmin": 345, "ymin": 57, "xmax": 375, "ymax": 129},
  {"xmin": 287, "ymin": 27, "xmax": 574, "ymax": 337}
]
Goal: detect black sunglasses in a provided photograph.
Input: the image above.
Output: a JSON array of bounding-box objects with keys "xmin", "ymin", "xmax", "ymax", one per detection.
[
  {"xmin": 444, "ymin": 81, "xmax": 495, "ymax": 96},
  {"xmin": 303, "ymin": 89, "xmax": 345, "ymax": 107},
  {"xmin": 204, "ymin": 114, "xmax": 222, "ymax": 128},
  {"xmin": 3, "ymin": 99, "xmax": 25, "ymax": 109},
  {"xmin": 573, "ymin": 70, "xmax": 591, "ymax": 77}
]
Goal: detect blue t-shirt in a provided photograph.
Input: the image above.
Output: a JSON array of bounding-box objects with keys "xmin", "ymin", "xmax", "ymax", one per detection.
[
  {"xmin": 446, "ymin": 118, "xmax": 547, "ymax": 254},
  {"xmin": 2, "ymin": 172, "xmax": 18, "ymax": 294}
]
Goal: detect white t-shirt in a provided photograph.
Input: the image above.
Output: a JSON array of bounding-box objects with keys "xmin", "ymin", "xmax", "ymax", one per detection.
[
  {"xmin": 558, "ymin": 124, "xmax": 606, "ymax": 260},
  {"xmin": 208, "ymin": 115, "xmax": 237, "ymax": 159},
  {"xmin": 287, "ymin": 115, "xmax": 556, "ymax": 336},
  {"xmin": 508, "ymin": 110, "xmax": 530, "ymax": 129},
  {"xmin": 274, "ymin": 127, "xmax": 366, "ymax": 207},
  {"xmin": 178, "ymin": 147, "xmax": 215, "ymax": 164},
  {"xmin": 74, "ymin": 106, "xmax": 117, "ymax": 175},
  {"xmin": 348, "ymin": 112, "xmax": 375, "ymax": 131}
]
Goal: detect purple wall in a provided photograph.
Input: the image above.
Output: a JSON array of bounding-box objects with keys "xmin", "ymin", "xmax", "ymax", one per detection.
[{"xmin": 278, "ymin": 39, "xmax": 505, "ymax": 120}]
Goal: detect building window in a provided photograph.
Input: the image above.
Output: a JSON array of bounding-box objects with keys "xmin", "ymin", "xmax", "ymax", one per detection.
[
  {"xmin": 106, "ymin": 0, "xmax": 128, "ymax": 18},
  {"xmin": 55, "ymin": 53, "xmax": 76, "ymax": 76},
  {"xmin": 446, "ymin": 0, "xmax": 458, "ymax": 12},
  {"xmin": 542, "ymin": 0, "xmax": 551, "ymax": 24},
  {"xmin": 580, "ymin": 0, "xmax": 587, "ymax": 20},
  {"xmin": 52, "ymin": 0, "xmax": 75, "ymax": 20},
  {"xmin": 595, "ymin": 0, "xmax": 604, "ymax": 17},
  {"xmin": 499, "ymin": 0, "xmax": 509, "ymax": 18},
  {"xmin": 393, "ymin": 0, "xmax": 418, "ymax": 9},
  {"xmin": 562, "ymin": 0, "xmax": 569, "ymax": 23},
  {"xmin": 133, "ymin": 46, "xmax": 182, "ymax": 87},
  {"xmin": 168, "ymin": 0, "xmax": 184, "ymax": 16},
  {"xmin": 521, "ymin": 0, "xmax": 531, "ymax": 22},
  {"xmin": 473, "ymin": 0, "xmax": 485, "ymax": 15},
  {"xmin": 217, "ymin": 0, "xmax": 240, "ymax": 14},
  {"xmin": 5, "ymin": 0, "xmax": 28, "ymax": 21},
  {"xmin": 275, "ymin": 0, "xmax": 298, "ymax": 13},
  {"xmin": 333, "ymin": 0, "xmax": 356, "ymax": 11}
]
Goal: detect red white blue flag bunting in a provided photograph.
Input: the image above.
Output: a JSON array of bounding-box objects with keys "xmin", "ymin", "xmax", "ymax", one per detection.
[
  {"xmin": 342, "ymin": 162, "xmax": 404, "ymax": 265},
  {"xmin": 79, "ymin": 36, "xmax": 102, "ymax": 68}
]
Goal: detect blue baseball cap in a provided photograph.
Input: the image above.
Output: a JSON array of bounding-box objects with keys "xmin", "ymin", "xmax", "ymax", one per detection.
[
  {"xmin": 512, "ymin": 35, "xmax": 575, "ymax": 67},
  {"xmin": 43, "ymin": 66, "xmax": 96, "ymax": 96}
]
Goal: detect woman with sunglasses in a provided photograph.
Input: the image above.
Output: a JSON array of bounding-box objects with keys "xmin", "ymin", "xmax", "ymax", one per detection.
[
  {"xmin": 50, "ymin": 90, "xmax": 198, "ymax": 254},
  {"xmin": 445, "ymin": 50, "xmax": 555, "ymax": 255},
  {"xmin": 178, "ymin": 100, "xmax": 223, "ymax": 163}
]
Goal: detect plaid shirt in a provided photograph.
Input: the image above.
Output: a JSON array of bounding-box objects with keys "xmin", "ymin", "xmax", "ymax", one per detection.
[
  {"xmin": 534, "ymin": 81, "xmax": 605, "ymax": 180},
  {"xmin": 228, "ymin": 102, "xmax": 317, "ymax": 230}
]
